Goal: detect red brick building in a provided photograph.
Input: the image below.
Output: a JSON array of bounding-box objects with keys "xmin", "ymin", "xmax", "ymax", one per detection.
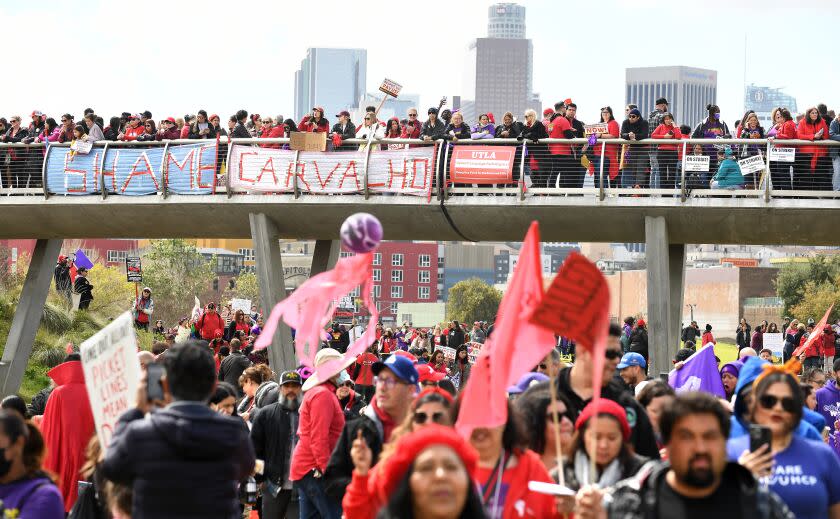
[
  {"xmin": 0, "ymin": 239, "xmax": 139, "ymax": 269},
  {"xmin": 341, "ymin": 241, "xmax": 438, "ymax": 322}
]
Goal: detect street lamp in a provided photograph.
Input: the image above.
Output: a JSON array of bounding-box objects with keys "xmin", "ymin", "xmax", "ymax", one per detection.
[{"xmin": 686, "ymin": 304, "xmax": 697, "ymax": 323}]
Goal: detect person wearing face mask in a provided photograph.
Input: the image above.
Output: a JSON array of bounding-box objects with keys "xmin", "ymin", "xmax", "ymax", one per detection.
[
  {"xmin": 250, "ymin": 370, "xmax": 303, "ymax": 519},
  {"xmin": 0, "ymin": 411, "xmax": 64, "ymax": 518}
]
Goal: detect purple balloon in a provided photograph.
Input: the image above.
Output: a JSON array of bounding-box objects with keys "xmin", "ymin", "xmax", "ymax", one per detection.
[{"xmin": 340, "ymin": 213, "xmax": 383, "ymax": 253}]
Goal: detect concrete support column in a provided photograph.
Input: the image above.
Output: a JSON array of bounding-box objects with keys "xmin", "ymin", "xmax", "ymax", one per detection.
[
  {"xmin": 645, "ymin": 217, "xmax": 684, "ymax": 377},
  {"xmin": 0, "ymin": 239, "xmax": 63, "ymax": 395},
  {"xmin": 310, "ymin": 240, "xmax": 340, "ymax": 276},
  {"xmin": 249, "ymin": 213, "xmax": 295, "ymax": 373}
]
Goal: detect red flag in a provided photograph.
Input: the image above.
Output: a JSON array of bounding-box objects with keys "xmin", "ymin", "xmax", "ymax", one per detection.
[
  {"xmin": 792, "ymin": 304, "xmax": 834, "ymax": 358},
  {"xmin": 528, "ymin": 252, "xmax": 610, "ymax": 399},
  {"xmin": 69, "ymin": 262, "xmax": 77, "ymax": 284},
  {"xmin": 456, "ymin": 222, "xmax": 555, "ymax": 437}
]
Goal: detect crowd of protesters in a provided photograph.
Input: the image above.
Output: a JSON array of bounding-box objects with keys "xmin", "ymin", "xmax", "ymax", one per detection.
[
  {"xmin": 3, "ymin": 99, "xmax": 840, "ymax": 192},
  {"xmin": 8, "ymin": 297, "xmax": 840, "ymax": 518}
]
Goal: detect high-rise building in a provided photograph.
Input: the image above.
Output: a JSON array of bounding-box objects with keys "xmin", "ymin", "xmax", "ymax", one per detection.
[
  {"xmin": 294, "ymin": 48, "xmax": 367, "ymax": 122},
  {"xmin": 461, "ymin": 3, "xmax": 541, "ymax": 124},
  {"xmin": 744, "ymin": 84, "xmax": 798, "ymax": 132},
  {"xmin": 625, "ymin": 66, "xmax": 717, "ymax": 128}
]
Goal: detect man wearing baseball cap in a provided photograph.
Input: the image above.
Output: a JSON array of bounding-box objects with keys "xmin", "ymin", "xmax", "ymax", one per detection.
[
  {"xmin": 325, "ymin": 355, "xmax": 418, "ymax": 505},
  {"xmin": 416, "ymin": 363, "xmax": 445, "ymax": 388},
  {"xmin": 291, "ymin": 348, "xmax": 354, "ymax": 519},
  {"xmin": 331, "ymin": 110, "xmax": 356, "ymax": 151},
  {"xmin": 251, "ymin": 370, "xmax": 303, "ymax": 518},
  {"xmin": 617, "ymin": 352, "xmax": 650, "ymax": 397},
  {"xmin": 157, "ymin": 117, "xmax": 180, "ymax": 140}
]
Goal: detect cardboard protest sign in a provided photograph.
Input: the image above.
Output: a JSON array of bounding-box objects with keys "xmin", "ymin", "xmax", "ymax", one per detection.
[
  {"xmin": 763, "ymin": 333, "xmax": 784, "ymax": 363},
  {"xmin": 738, "ymin": 154, "xmax": 765, "ymax": 174},
  {"xmin": 438, "ymin": 346, "xmax": 457, "ymax": 361},
  {"xmin": 80, "ymin": 312, "xmax": 141, "ymax": 447},
  {"xmin": 684, "ymin": 155, "xmax": 710, "ymax": 172},
  {"xmin": 230, "ymin": 298, "xmax": 251, "ymax": 314},
  {"xmin": 378, "ymin": 78, "xmax": 403, "ymax": 98},
  {"xmin": 769, "ymin": 147, "xmax": 795, "ymax": 162},
  {"xmin": 584, "ymin": 124, "xmax": 608, "ymax": 135},
  {"xmin": 125, "ymin": 257, "xmax": 142, "ymax": 283}
]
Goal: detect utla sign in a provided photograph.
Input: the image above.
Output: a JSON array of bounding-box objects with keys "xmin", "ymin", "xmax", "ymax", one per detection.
[{"xmin": 449, "ymin": 146, "xmax": 516, "ymax": 184}]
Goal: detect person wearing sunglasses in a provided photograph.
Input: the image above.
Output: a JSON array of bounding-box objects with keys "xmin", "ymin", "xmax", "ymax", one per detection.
[
  {"xmin": 730, "ymin": 358, "xmax": 840, "ymax": 519},
  {"xmin": 324, "ymin": 355, "xmax": 418, "ymax": 509},
  {"xmin": 555, "ymin": 323, "xmax": 660, "ymax": 459},
  {"xmin": 135, "ymin": 119, "xmax": 158, "ymax": 141},
  {"xmin": 343, "ymin": 388, "xmax": 454, "ymax": 519},
  {"xmin": 355, "ymin": 111, "xmax": 385, "ymax": 151},
  {"xmin": 516, "ymin": 382, "xmax": 576, "ymax": 477}
]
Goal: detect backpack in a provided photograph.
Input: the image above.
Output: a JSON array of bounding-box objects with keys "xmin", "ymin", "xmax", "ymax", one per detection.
[{"xmin": 68, "ymin": 479, "xmax": 105, "ymax": 519}]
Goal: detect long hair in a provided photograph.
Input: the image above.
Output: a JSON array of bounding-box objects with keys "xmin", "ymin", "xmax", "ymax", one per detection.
[
  {"xmin": 379, "ymin": 391, "xmax": 454, "ymax": 465},
  {"xmin": 516, "ymin": 381, "xmax": 574, "ymax": 455},
  {"xmin": 600, "ymin": 106, "xmax": 615, "ymax": 123},
  {"xmin": 376, "ymin": 469, "xmax": 486, "ymax": 519}
]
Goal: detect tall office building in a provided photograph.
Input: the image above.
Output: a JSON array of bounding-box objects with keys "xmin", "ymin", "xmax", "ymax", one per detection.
[
  {"xmin": 625, "ymin": 66, "xmax": 717, "ymax": 128},
  {"xmin": 461, "ymin": 3, "xmax": 541, "ymax": 124},
  {"xmin": 294, "ymin": 48, "xmax": 367, "ymax": 122},
  {"xmin": 744, "ymin": 84, "xmax": 798, "ymax": 132}
]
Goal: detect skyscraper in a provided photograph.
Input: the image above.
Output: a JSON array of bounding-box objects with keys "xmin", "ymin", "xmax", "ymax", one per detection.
[
  {"xmin": 744, "ymin": 84, "xmax": 798, "ymax": 131},
  {"xmin": 625, "ymin": 66, "xmax": 717, "ymax": 128},
  {"xmin": 461, "ymin": 3, "xmax": 540, "ymax": 124},
  {"xmin": 294, "ymin": 48, "xmax": 367, "ymax": 122}
]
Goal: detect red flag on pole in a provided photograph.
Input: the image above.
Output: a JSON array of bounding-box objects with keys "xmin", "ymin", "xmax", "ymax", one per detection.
[
  {"xmin": 792, "ymin": 304, "xmax": 834, "ymax": 358},
  {"xmin": 456, "ymin": 222, "xmax": 556, "ymax": 438},
  {"xmin": 528, "ymin": 252, "xmax": 610, "ymax": 399}
]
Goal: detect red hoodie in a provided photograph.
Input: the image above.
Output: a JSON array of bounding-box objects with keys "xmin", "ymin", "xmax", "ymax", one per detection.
[
  {"xmin": 196, "ymin": 308, "xmax": 225, "ymax": 340},
  {"xmin": 651, "ymin": 123, "xmax": 684, "ymax": 151},
  {"xmin": 260, "ymin": 124, "xmax": 285, "ymax": 148},
  {"xmin": 797, "ymin": 117, "xmax": 830, "ymax": 169},
  {"xmin": 41, "ymin": 361, "xmax": 95, "ymax": 511},
  {"xmin": 290, "ymin": 383, "xmax": 345, "ymax": 480}
]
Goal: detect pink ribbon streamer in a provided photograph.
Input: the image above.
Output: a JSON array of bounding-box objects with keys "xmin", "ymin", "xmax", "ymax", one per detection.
[{"xmin": 254, "ymin": 253, "xmax": 379, "ymax": 379}]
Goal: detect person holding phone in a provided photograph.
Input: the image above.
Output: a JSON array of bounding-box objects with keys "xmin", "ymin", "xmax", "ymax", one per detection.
[{"xmin": 728, "ymin": 359, "xmax": 840, "ymax": 519}]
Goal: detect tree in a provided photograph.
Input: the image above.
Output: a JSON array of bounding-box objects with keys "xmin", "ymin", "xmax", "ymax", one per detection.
[
  {"xmin": 221, "ymin": 271, "xmax": 261, "ymax": 308},
  {"xmin": 446, "ymin": 278, "xmax": 502, "ymax": 325},
  {"xmin": 86, "ymin": 265, "xmax": 136, "ymax": 319},
  {"xmin": 789, "ymin": 276, "xmax": 840, "ymax": 323},
  {"xmin": 775, "ymin": 255, "xmax": 840, "ymax": 316},
  {"xmin": 141, "ymin": 240, "xmax": 216, "ymax": 327}
]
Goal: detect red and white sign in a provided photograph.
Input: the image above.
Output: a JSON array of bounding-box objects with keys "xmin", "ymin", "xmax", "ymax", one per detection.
[
  {"xmin": 228, "ymin": 145, "xmax": 435, "ymax": 197},
  {"xmin": 584, "ymin": 123, "xmax": 609, "ymax": 135},
  {"xmin": 449, "ymin": 146, "xmax": 516, "ymax": 184},
  {"xmin": 378, "ymin": 78, "xmax": 403, "ymax": 98}
]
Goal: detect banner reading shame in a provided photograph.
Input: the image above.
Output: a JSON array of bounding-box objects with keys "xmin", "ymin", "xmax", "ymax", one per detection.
[
  {"xmin": 45, "ymin": 142, "xmax": 218, "ymax": 195},
  {"xmin": 80, "ymin": 312, "xmax": 141, "ymax": 447},
  {"xmin": 228, "ymin": 145, "xmax": 436, "ymax": 197}
]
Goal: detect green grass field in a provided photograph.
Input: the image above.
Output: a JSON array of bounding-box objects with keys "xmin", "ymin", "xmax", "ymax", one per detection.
[{"xmin": 714, "ymin": 341, "xmax": 739, "ymax": 364}]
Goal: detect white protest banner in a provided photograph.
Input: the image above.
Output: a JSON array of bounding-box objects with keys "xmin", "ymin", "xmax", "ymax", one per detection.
[
  {"xmin": 230, "ymin": 298, "xmax": 251, "ymax": 314},
  {"xmin": 769, "ymin": 147, "xmax": 795, "ymax": 162},
  {"xmin": 738, "ymin": 154, "xmax": 765, "ymax": 174},
  {"xmin": 378, "ymin": 78, "xmax": 403, "ymax": 98},
  {"xmin": 438, "ymin": 346, "xmax": 456, "ymax": 361},
  {"xmin": 684, "ymin": 155, "xmax": 710, "ymax": 172},
  {"xmin": 763, "ymin": 333, "xmax": 784, "ymax": 363},
  {"xmin": 80, "ymin": 312, "xmax": 141, "ymax": 448},
  {"xmin": 584, "ymin": 124, "xmax": 608, "ymax": 136},
  {"xmin": 228, "ymin": 145, "xmax": 435, "ymax": 197}
]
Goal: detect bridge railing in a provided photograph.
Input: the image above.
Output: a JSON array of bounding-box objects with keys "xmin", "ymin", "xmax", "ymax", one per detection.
[{"xmin": 1, "ymin": 137, "xmax": 838, "ymax": 202}]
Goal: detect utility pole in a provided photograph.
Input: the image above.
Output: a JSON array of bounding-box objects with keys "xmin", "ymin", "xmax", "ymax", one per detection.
[{"xmin": 686, "ymin": 304, "xmax": 697, "ymax": 323}]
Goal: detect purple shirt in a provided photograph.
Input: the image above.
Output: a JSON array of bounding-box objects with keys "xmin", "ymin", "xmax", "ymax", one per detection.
[
  {"xmin": 817, "ymin": 379, "xmax": 840, "ymax": 433},
  {"xmin": 0, "ymin": 476, "xmax": 64, "ymax": 519}
]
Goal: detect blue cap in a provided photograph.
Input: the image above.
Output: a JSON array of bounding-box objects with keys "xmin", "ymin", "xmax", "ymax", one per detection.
[
  {"xmin": 372, "ymin": 354, "xmax": 419, "ymax": 385},
  {"xmin": 617, "ymin": 352, "xmax": 646, "ymax": 370}
]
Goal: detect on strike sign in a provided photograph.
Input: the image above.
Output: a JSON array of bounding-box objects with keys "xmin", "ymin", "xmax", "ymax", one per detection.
[
  {"xmin": 80, "ymin": 312, "xmax": 141, "ymax": 447},
  {"xmin": 449, "ymin": 146, "xmax": 516, "ymax": 184}
]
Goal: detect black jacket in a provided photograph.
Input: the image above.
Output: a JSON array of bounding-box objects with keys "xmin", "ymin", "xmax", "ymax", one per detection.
[
  {"xmin": 250, "ymin": 399, "xmax": 297, "ymax": 486},
  {"xmin": 331, "ymin": 122, "xmax": 357, "ymax": 141},
  {"xmin": 681, "ymin": 326, "xmax": 700, "ymax": 343},
  {"xmin": 620, "ymin": 119, "xmax": 649, "ymax": 140},
  {"xmin": 74, "ymin": 276, "xmax": 94, "ymax": 303},
  {"xmin": 605, "ymin": 460, "xmax": 793, "ymax": 519},
  {"xmin": 629, "ymin": 328, "xmax": 648, "ymax": 359},
  {"xmin": 494, "ymin": 122, "xmax": 523, "ymax": 139},
  {"xmin": 556, "ymin": 366, "xmax": 660, "ymax": 459},
  {"xmin": 421, "ymin": 119, "xmax": 446, "ymax": 140},
  {"xmin": 218, "ymin": 352, "xmax": 251, "ymax": 396},
  {"xmin": 230, "ymin": 122, "xmax": 250, "ymax": 139},
  {"xmin": 325, "ymin": 405, "xmax": 385, "ymax": 502},
  {"xmin": 736, "ymin": 327, "xmax": 751, "ymax": 350},
  {"xmin": 447, "ymin": 327, "xmax": 465, "ymax": 348},
  {"xmin": 101, "ymin": 403, "xmax": 255, "ymax": 519},
  {"xmin": 444, "ymin": 123, "xmax": 471, "ymax": 141},
  {"xmin": 54, "ymin": 263, "xmax": 71, "ymax": 292},
  {"xmin": 338, "ymin": 391, "xmax": 366, "ymax": 421}
]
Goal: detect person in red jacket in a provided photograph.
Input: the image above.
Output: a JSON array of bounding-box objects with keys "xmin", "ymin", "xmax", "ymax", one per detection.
[
  {"xmin": 650, "ymin": 112, "xmax": 683, "ymax": 189},
  {"xmin": 40, "ymin": 355, "xmax": 95, "ymax": 512},
  {"xmin": 701, "ymin": 324, "xmax": 716, "ymax": 346},
  {"xmin": 547, "ymin": 102, "xmax": 574, "ymax": 189},
  {"xmin": 400, "ymin": 108, "xmax": 422, "ymax": 139},
  {"xmin": 119, "ymin": 114, "xmax": 144, "ymax": 141},
  {"xmin": 196, "ymin": 302, "xmax": 225, "ymax": 341},
  {"xmin": 796, "ymin": 106, "xmax": 832, "ymax": 190},
  {"xmin": 298, "ymin": 107, "xmax": 330, "ymax": 133},
  {"xmin": 156, "ymin": 117, "xmax": 181, "ymax": 140},
  {"xmin": 800, "ymin": 323, "xmax": 822, "ymax": 370},
  {"xmin": 769, "ymin": 107, "xmax": 798, "ymax": 191},
  {"xmin": 821, "ymin": 325, "xmax": 837, "ymax": 373},
  {"xmin": 292, "ymin": 348, "xmax": 352, "ymax": 519},
  {"xmin": 352, "ymin": 345, "xmax": 378, "ymax": 403},
  {"xmin": 259, "ymin": 115, "xmax": 285, "ymax": 148}
]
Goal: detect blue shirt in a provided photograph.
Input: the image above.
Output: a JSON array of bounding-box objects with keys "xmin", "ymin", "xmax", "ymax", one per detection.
[{"xmin": 728, "ymin": 434, "xmax": 840, "ymax": 519}]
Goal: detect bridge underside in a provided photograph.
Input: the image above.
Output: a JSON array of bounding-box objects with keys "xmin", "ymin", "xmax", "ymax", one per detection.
[{"xmin": 2, "ymin": 194, "xmax": 835, "ymax": 245}]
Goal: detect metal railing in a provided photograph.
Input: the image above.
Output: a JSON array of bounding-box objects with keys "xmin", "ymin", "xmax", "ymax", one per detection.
[{"xmin": 2, "ymin": 137, "xmax": 839, "ymax": 203}]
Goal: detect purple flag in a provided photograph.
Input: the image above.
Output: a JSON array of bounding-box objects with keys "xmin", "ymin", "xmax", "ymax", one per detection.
[
  {"xmin": 668, "ymin": 346, "xmax": 725, "ymax": 398},
  {"xmin": 74, "ymin": 249, "xmax": 94, "ymax": 270}
]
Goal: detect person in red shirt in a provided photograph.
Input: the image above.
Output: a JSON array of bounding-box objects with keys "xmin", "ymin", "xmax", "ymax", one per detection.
[
  {"xmin": 196, "ymin": 302, "xmax": 225, "ymax": 341},
  {"xmin": 400, "ymin": 108, "xmax": 422, "ymax": 139},
  {"xmin": 701, "ymin": 324, "xmax": 716, "ymax": 346},
  {"xmin": 650, "ymin": 112, "xmax": 683, "ymax": 189},
  {"xmin": 592, "ymin": 106, "xmax": 621, "ymax": 186},
  {"xmin": 796, "ymin": 106, "xmax": 832, "ymax": 190},
  {"xmin": 298, "ymin": 107, "xmax": 330, "ymax": 133},
  {"xmin": 821, "ymin": 325, "xmax": 837, "ymax": 372},
  {"xmin": 768, "ymin": 107, "xmax": 798, "ymax": 191},
  {"xmin": 352, "ymin": 345, "xmax": 379, "ymax": 402},
  {"xmin": 429, "ymin": 350, "xmax": 448, "ymax": 374},
  {"xmin": 225, "ymin": 309, "xmax": 250, "ymax": 341},
  {"xmin": 292, "ymin": 348, "xmax": 352, "ymax": 519},
  {"xmin": 547, "ymin": 102, "xmax": 575, "ymax": 189},
  {"xmin": 119, "ymin": 114, "xmax": 144, "ymax": 141}
]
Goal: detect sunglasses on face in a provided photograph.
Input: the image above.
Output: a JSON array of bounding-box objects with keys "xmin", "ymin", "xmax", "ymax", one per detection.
[
  {"xmin": 546, "ymin": 409, "xmax": 574, "ymax": 423},
  {"xmin": 758, "ymin": 394, "xmax": 797, "ymax": 413},
  {"xmin": 409, "ymin": 114, "xmax": 417, "ymax": 117},
  {"xmin": 629, "ymin": 115, "xmax": 639, "ymax": 119},
  {"xmin": 413, "ymin": 411, "xmax": 447, "ymax": 425},
  {"xmin": 538, "ymin": 363, "xmax": 547, "ymax": 370},
  {"xmin": 605, "ymin": 349, "xmax": 623, "ymax": 360}
]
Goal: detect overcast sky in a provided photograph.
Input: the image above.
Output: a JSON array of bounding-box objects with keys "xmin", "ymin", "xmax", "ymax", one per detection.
[{"xmin": 3, "ymin": 0, "xmax": 837, "ymax": 127}]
